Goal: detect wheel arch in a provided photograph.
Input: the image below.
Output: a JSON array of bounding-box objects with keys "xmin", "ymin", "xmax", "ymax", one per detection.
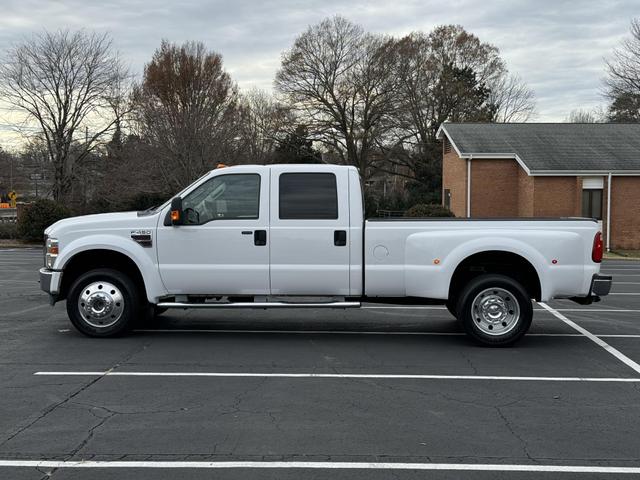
[
  {"xmin": 448, "ymin": 250, "xmax": 542, "ymax": 302},
  {"xmin": 59, "ymin": 248, "xmax": 148, "ymax": 302}
]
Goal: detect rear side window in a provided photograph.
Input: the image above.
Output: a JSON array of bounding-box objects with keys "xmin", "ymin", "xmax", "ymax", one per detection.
[{"xmin": 279, "ymin": 173, "xmax": 338, "ymax": 219}]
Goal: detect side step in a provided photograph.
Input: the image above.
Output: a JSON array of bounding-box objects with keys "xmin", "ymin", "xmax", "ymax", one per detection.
[{"xmin": 156, "ymin": 301, "xmax": 362, "ymax": 309}]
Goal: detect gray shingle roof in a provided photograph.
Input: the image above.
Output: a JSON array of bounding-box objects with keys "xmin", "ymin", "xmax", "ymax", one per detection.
[{"xmin": 440, "ymin": 123, "xmax": 640, "ymax": 173}]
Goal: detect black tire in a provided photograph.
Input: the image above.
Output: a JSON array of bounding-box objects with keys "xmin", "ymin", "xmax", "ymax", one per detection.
[
  {"xmin": 134, "ymin": 304, "xmax": 166, "ymax": 327},
  {"xmin": 153, "ymin": 306, "xmax": 168, "ymax": 316},
  {"xmin": 445, "ymin": 298, "xmax": 457, "ymax": 318},
  {"xmin": 66, "ymin": 268, "xmax": 140, "ymax": 337},
  {"xmin": 455, "ymin": 274, "xmax": 532, "ymax": 347}
]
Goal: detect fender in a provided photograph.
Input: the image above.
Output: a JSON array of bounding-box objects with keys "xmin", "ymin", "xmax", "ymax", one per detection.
[
  {"xmin": 404, "ymin": 229, "xmax": 584, "ymax": 301},
  {"xmin": 56, "ymin": 234, "xmax": 168, "ymax": 303}
]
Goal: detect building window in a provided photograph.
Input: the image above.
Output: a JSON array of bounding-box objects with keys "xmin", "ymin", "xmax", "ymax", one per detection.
[
  {"xmin": 444, "ymin": 189, "xmax": 451, "ymax": 210},
  {"xmin": 279, "ymin": 173, "xmax": 338, "ymax": 219},
  {"xmin": 582, "ymin": 189, "xmax": 603, "ymax": 220}
]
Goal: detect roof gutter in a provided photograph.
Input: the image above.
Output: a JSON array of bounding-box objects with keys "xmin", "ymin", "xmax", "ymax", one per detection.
[
  {"xmin": 607, "ymin": 172, "xmax": 612, "ymax": 252},
  {"xmin": 530, "ymin": 170, "xmax": 640, "ymax": 176},
  {"xmin": 467, "ymin": 155, "xmax": 472, "ymax": 218}
]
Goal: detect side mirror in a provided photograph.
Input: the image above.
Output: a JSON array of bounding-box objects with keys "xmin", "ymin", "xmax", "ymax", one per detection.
[{"xmin": 170, "ymin": 197, "xmax": 183, "ymax": 226}]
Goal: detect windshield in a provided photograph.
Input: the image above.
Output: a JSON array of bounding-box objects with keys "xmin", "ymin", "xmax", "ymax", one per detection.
[{"xmin": 138, "ymin": 170, "xmax": 214, "ymax": 215}]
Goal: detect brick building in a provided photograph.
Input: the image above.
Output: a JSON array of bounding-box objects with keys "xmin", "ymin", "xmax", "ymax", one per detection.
[{"xmin": 437, "ymin": 123, "xmax": 640, "ymax": 251}]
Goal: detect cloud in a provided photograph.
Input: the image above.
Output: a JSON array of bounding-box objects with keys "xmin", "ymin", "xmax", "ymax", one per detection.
[{"xmin": 0, "ymin": 0, "xmax": 637, "ymax": 139}]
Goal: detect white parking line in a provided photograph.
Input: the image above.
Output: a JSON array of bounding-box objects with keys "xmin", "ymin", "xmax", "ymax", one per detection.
[
  {"xmin": 33, "ymin": 371, "xmax": 640, "ymax": 382},
  {"xmin": 131, "ymin": 329, "xmax": 640, "ymax": 338},
  {"xmin": 5, "ymin": 304, "xmax": 49, "ymax": 316},
  {"xmin": 538, "ymin": 309, "xmax": 640, "ymax": 312},
  {"xmin": 134, "ymin": 329, "xmax": 466, "ymax": 336},
  {"xmin": 539, "ymin": 302, "xmax": 640, "ymax": 375},
  {"xmin": 370, "ymin": 305, "xmax": 640, "ymax": 311},
  {"xmin": 0, "ymin": 460, "xmax": 639, "ymax": 474},
  {"xmin": 363, "ymin": 306, "xmax": 640, "ymax": 311}
]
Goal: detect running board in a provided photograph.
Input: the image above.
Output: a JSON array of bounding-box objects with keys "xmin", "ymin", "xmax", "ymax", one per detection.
[{"xmin": 156, "ymin": 301, "xmax": 362, "ymax": 309}]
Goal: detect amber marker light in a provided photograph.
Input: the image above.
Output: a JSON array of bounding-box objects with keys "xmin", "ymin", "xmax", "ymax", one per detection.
[
  {"xmin": 434, "ymin": 259, "xmax": 440, "ymax": 265},
  {"xmin": 171, "ymin": 210, "xmax": 181, "ymax": 222}
]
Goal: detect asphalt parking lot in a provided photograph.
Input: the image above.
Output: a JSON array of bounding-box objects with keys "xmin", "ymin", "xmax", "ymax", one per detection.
[{"xmin": 1, "ymin": 250, "xmax": 640, "ymax": 479}]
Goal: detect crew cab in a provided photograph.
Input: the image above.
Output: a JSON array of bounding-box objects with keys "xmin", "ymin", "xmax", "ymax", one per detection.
[{"xmin": 40, "ymin": 164, "xmax": 612, "ymax": 346}]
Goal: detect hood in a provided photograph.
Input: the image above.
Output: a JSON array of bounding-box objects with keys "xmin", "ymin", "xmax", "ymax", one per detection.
[{"xmin": 45, "ymin": 211, "xmax": 150, "ymax": 237}]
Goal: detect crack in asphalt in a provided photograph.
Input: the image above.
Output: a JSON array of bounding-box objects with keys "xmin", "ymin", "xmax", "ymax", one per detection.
[
  {"xmin": 0, "ymin": 339, "xmax": 153, "ymax": 450},
  {"xmin": 349, "ymin": 378, "xmax": 540, "ymax": 462},
  {"xmin": 0, "ymin": 373, "xmax": 106, "ymax": 449},
  {"xmin": 494, "ymin": 405, "xmax": 536, "ymax": 462},
  {"xmin": 36, "ymin": 465, "xmax": 52, "ymax": 480},
  {"xmin": 459, "ymin": 350, "xmax": 479, "ymax": 375}
]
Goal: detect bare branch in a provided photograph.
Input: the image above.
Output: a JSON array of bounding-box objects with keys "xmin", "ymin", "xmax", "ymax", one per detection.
[{"xmin": 0, "ymin": 30, "xmax": 128, "ymax": 202}]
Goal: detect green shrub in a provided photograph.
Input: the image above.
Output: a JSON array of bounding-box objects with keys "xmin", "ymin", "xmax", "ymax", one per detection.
[
  {"xmin": 404, "ymin": 203, "xmax": 455, "ymax": 218},
  {"xmin": 17, "ymin": 199, "xmax": 71, "ymax": 242},
  {"xmin": 0, "ymin": 223, "xmax": 18, "ymax": 239}
]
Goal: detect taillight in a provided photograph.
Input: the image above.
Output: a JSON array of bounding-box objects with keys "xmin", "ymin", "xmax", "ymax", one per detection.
[{"xmin": 592, "ymin": 231, "xmax": 603, "ymax": 263}]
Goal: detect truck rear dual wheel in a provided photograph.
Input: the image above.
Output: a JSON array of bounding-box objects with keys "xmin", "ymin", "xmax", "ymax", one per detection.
[
  {"xmin": 66, "ymin": 268, "xmax": 140, "ymax": 337},
  {"xmin": 456, "ymin": 274, "xmax": 532, "ymax": 347}
]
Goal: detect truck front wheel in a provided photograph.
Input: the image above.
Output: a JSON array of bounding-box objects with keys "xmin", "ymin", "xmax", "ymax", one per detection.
[
  {"xmin": 66, "ymin": 268, "xmax": 140, "ymax": 337},
  {"xmin": 456, "ymin": 274, "xmax": 532, "ymax": 347}
]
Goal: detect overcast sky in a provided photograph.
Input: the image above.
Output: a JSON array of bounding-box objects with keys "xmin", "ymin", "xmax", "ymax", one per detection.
[{"xmin": 0, "ymin": 0, "xmax": 638, "ymax": 146}]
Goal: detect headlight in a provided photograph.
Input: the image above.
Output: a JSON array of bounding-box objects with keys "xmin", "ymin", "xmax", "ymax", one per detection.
[{"xmin": 45, "ymin": 237, "xmax": 59, "ymax": 269}]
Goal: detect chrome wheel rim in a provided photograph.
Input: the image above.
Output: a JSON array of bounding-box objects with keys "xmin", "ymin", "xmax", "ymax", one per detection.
[
  {"xmin": 77, "ymin": 281, "xmax": 124, "ymax": 328},
  {"xmin": 471, "ymin": 287, "xmax": 520, "ymax": 336}
]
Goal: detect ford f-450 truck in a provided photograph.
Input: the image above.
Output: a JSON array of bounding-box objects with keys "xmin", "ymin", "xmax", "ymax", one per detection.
[{"xmin": 40, "ymin": 164, "xmax": 612, "ymax": 346}]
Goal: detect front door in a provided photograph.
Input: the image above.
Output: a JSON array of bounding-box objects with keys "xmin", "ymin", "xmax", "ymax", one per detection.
[
  {"xmin": 156, "ymin": 169, "xmax": 270, "ymax": 295},
  {"xmin": 269, "ymin": 166, "xmax": 351, "ymax": 295}
]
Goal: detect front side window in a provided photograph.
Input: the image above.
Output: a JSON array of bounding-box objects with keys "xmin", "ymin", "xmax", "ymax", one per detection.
[
  {"xmin": 279, "ymin": 173, "xmax": 338, "ymax": 219},
  {"xmin": 582, "ymin": 189, "xmax": 603, "ymax": 220},
  {"xmin": 182, "ymin": 174, "xmax": 260, "ymax": 224}
]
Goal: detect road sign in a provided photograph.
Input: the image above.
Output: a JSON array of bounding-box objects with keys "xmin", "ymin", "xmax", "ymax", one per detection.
[{"xmin": 7, "ymin": 191, "xmax": 16, "ymax": 208}]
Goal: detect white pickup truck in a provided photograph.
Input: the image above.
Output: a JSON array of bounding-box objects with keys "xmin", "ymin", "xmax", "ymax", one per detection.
[{"xmin": 40, "ymin": 164, "xmax": 611, "ymax": 346}]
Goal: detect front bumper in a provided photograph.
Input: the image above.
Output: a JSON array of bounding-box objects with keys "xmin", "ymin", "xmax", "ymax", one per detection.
[
  {"xmin": 570, "ymin": 273, "xmax": 612, "ymax": 305},
  {"xmin": 39, "ymin": 268, "xmax": 62, "ymax": 304}
]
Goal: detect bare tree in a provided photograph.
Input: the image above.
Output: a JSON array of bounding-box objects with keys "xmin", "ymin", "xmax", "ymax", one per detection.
[
  {"xmin": 0, "ymin": 30, "xmax": 128, "ymax": 202},
  {"xmin": 490, "ymin": 74, "xmax": 536, "ymax": 122},
  {"xmin": 237, "ymin": 89, "xmax": 293, "ymax": 165},
  {"xmin": 606, "ymin": 19, "xmax": 640, "ymax": 97},
  {"xmin": 605, "ymin": 19, "xmax": 640, "ymax": 121},
  {"xmin": 133, "ymin": 40, "xmax": 239, "ymax": 190},
  {"xmin": 565, "ymin": 108, "xmax": 605, "ymax": 123},
  {"xmin": 275, "ymin": 16, "xmax": 397, "ymax": 180},
  {"xmin": 378, "ymin": 29, "xmax": 505, "ymax": 185},
  {"xmin": 368, "ymin": 26, "xmax": 536, "ymax": 205}
]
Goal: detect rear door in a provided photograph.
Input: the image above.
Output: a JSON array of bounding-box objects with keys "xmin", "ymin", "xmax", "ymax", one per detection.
[{"xmin": 269, "ymin": 166, "xmax": 351, "ymax": 295}]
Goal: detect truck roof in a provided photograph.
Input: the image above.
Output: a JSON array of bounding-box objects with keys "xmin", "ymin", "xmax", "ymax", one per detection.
[{"xmin": 210, "ymin": 164, "xmax": 358, "ymax": 174}]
